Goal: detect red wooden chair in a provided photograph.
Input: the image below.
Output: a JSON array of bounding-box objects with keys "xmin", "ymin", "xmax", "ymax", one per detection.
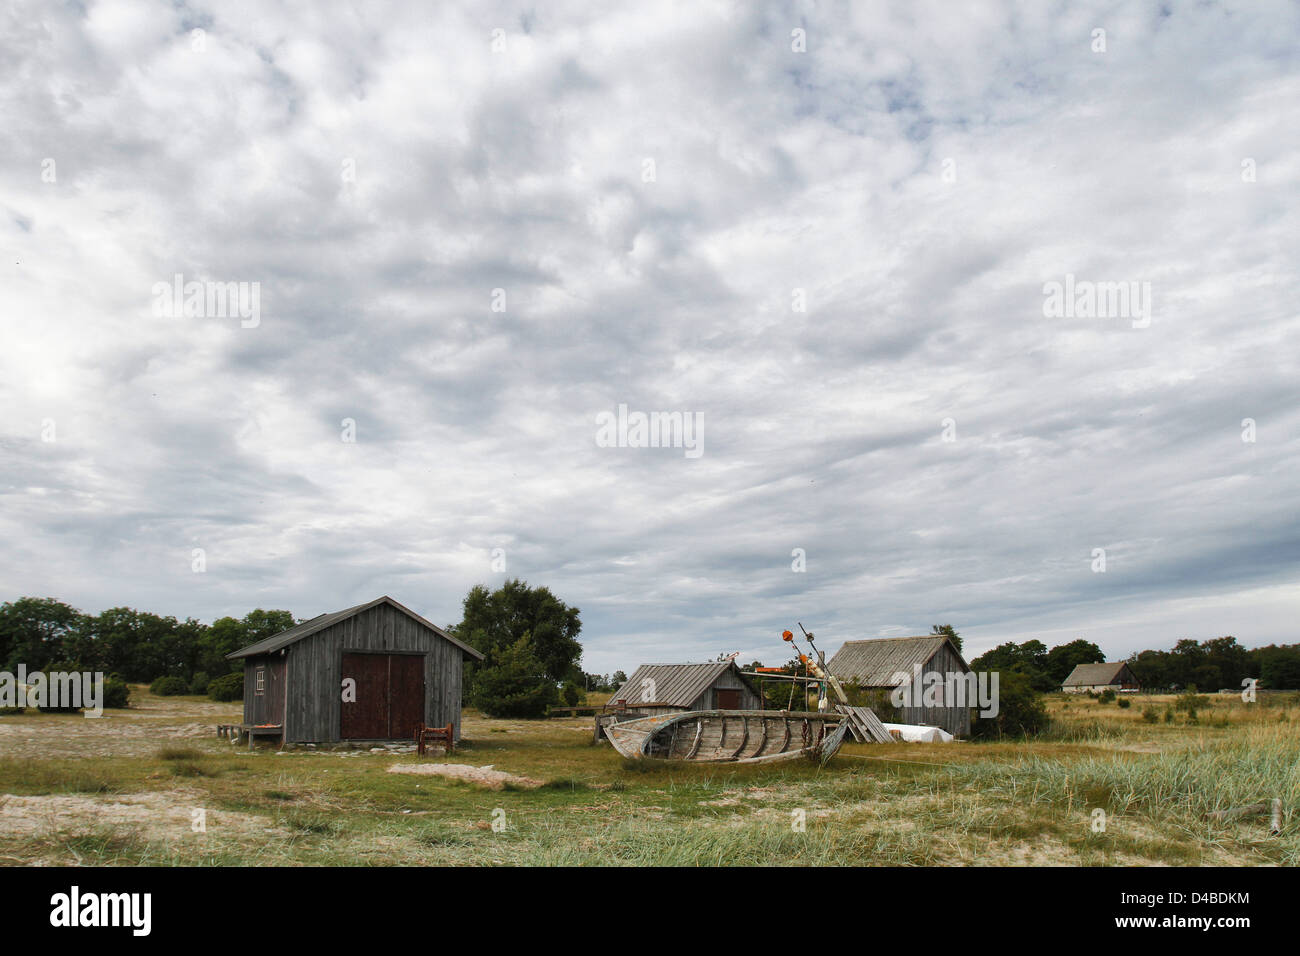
[{"xmin": 414, "ymin": 722, "xmax": 455, "ymax": 756}]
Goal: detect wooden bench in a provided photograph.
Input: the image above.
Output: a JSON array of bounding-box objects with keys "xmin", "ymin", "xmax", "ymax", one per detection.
[
  {"xmin": 414, "ymin": 722, "xmax": 455, "ymax": 756},
  {"xmin": 244, "ymin": 724, "xmax": 284, "ymax": 750},
  {"xmin": 218, "ymin": 723, "xmax": 283, "ymax": 749}
]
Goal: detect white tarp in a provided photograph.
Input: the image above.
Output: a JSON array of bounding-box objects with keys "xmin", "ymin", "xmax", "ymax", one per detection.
[{"xmin": 881, "ymin": 723, "xmax": 954, "ymax": 743}]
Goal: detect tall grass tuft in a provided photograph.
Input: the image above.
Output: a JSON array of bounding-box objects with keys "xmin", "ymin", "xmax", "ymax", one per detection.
[{"xmin": 946, "ymin": 725, "xmax": 1299, "ymax": 826}]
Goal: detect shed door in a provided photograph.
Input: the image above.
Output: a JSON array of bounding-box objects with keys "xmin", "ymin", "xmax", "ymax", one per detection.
[
  {"xmin": 340, "ymin": 653, "xmax": 426, "ymax": 740},
  {"xmin": 388, "ymin": 655, "xmax": 426, "ymax": 739},
  {"xmin": 716, "ymin": 689, "xmax": 741, "ymax": 709},
  {"xmin": 341, "ymin": 653, "xmax": 388, "ymax": 739}
]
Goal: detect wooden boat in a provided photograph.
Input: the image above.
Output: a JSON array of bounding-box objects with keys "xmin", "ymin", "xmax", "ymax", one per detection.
[{"xmin": 605, "ymin": 709, "xmax": 848, "ymax": 764}]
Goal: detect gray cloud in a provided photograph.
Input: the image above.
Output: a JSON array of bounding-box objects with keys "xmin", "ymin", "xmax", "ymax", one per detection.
[{"xmin": 1, "ymin": 0, "xmax": 1298, "ymax": 672}]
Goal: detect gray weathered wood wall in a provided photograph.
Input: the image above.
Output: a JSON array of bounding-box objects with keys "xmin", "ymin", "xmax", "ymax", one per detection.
[
  {"xmin": 243, "ymin": 602, "xmax": 466, "ymax": 744},
  {"xmin": 893, "ymin": 641, "xmax": 973, "ymax": 737},
  {"xmin": 689, "ymin": 668, "xmax": 762, "ymax": 710},
  {"xmin": 242, "ymin": 655, "xmax": 285, "ymax": 727}
]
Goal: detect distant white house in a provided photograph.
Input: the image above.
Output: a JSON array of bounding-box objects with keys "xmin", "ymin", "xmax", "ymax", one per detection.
[{"xmin": 1061, "ymin": 661, "xmax": 1140, "ymax": 694}]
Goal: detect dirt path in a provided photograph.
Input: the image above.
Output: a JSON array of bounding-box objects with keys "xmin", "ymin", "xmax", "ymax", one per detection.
[{"xmin": 0, "ymin": 789, "xmax": 289, "ymax": 842}]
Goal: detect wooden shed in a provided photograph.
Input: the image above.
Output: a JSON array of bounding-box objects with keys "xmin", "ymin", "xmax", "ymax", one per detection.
[
  {"xmin": 1061, "ymin": 661, "xmax": 1140, "ymax": 694},
  {"xmin": 226, "ymin": 595, "xmax": 484, "ymax": 745},
  {"xmin": 610, "ymin": 661, "xmax": 762, "ymax": 711},
  {"xmin": 826, "ymin": 635, "xmax": 973, "ymax": 738}
]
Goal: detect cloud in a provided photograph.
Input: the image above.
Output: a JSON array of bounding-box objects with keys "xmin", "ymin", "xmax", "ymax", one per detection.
[{"xmin": 1, "ymin": 0, "xmax": 1298, "ymax": 672}]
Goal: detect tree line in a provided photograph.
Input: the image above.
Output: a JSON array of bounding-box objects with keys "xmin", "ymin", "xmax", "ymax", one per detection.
[
  {"xmin": 0, "ymin": 596, "xmax": 293, "ymax": 685},
  {"xmin": 9, "ymin": 583, "xmax": 1293, "ymax": 723},
  {"xmin": 0, "ymin": 580, "xmax": 593, "ymax": 717},
  {"xmin": 969, "ymin": 634, "xmax": 1300, "ymax": 691}
]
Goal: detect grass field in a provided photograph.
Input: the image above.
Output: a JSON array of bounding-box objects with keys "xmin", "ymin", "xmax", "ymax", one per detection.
[{"xmin": 0, "ymin": 688, "xmax": 1295, "ymax": 866}]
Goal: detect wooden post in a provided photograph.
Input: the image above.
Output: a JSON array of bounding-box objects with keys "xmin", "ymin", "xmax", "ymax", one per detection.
[{"xmin": 1270, "ymin": 798, "xmax": 1283, "ymax": 835}]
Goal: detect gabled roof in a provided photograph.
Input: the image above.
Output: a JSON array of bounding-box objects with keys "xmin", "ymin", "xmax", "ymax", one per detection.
[
  {"xmin": 1061, "ymin": 661, "xmax": 1132, "ymax": 687},
  {"xmin": 226, "ymin": 596, "xmax": 485, "ymax": 661},
  {"xmin": 611, "ymin": 661, "xmax": 757, "ymax": 709},
  {"xmin": 826, "ymin": 635, "xmax": 967, "ymax": 687}
]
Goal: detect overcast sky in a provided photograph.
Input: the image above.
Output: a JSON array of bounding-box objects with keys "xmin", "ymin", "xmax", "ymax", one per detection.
[{"xmin": 2, "ymin": 1, "xmax": 1298, "ymax": 673}]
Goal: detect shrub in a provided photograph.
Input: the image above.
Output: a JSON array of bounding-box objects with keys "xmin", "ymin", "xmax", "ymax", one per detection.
[
  {"xmin": 149, "ymin": 676, "xmax": 188, "ymax": 697},
  {"xmin": 1141, "ymin": 706, "xmax": 1158, "ymax": 723},
  {"xmin": 158, "ymin": 746, "xmax": 203, "ymax": 761},
  {"xmin": 1098, "ymin": 689, "xmax": 1117, "ymax": 704},
  {"xmin": 561, "ymin": 681, "xmax": 582, "ymax": 707},
  {"xmin": 188, "ymin": 672, "xmax": 210, "ymax": 695},
  {"xmin": 1116, "ymin": 696, "xmax": 1131, "ymax": 709},
  {"xmin": 1174, "ymin": 690, "xmax": 1210, "ymax": 712},
  {"xmin": 102, "ymin": 675, "xmax": 131, "ymax": 709},
  {"xmin": 971, "ymin": 671, "xmax": 1049, "ymax": 739},
  {"xmin": 207, "ymin": 673, "xmax": 243, "ymax": 702},
  {"xmin": 470, "ymin": 636, "xmax": 559, "ymax": 718}
]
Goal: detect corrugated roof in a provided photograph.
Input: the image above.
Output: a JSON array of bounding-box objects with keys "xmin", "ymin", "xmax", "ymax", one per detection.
[
  {"xmin": 226, "ymin": 595, "xmax": 484, "ymax": 661},
  {"xmin": 610, "ymin": 662, "xmax": 755, "ymax": 709},
  {"xmin": 826, "ymin": 636, "xmax": 962, "ymax": 687},
  {"xmin": 1061, "ymin": 661, "xmax": 1128, "ymax": 686}
]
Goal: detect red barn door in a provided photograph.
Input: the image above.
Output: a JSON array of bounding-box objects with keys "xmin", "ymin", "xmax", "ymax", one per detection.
[
  {"xmin": 340, "ymin": 653, "xmax": 426, "ymax": 740},
  {"xmin": 716, "ymin": 689, "xmax": 741, "ymax": 709},
  {"xmin": 387, "ymin": 654, "xmax": 426, "ymax": 739}
]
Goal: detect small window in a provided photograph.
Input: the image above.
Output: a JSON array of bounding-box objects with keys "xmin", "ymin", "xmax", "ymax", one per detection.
[{"xmin": 255, "ymin": 668, "xmax": 266, "ymax": 695}]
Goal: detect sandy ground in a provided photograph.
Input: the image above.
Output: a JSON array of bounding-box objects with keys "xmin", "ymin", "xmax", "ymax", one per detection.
[
  {"xmin": 0, "ymin": 789, "xmax": 290, "ymax": 843},
  {"xmin": 387, "ymin": 763, "xmax": 543, "ymax": 790},
  {"xmin": 0, "ymin": 696, "xmax": 242, "ymax": 759},
  {"xmin": 0, "ymin": 716, "xmax": 228, "ymax": 759}
]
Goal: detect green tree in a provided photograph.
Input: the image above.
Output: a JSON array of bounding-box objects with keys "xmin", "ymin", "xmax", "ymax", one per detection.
[
  {"xmin": 930, "ymin": 624, "xmax": 961, "ymax": 654},
  {"xmin": 1202, "ymin": 636, "xmax": 1249, "ymax": 689},
  {"xmin": 242, "ymin": 608, "xmax": 297, "ymax": 642},
  {"xmin": 968, "ymin": 642, "xmax": 1020, "ymax": 672},
  {"xmin": 453, "ymin": 579, "xmax": 582, "ymax": 683},
  {"xmin": 1128, "ymin": 648, "xmax": 1171, "ymax": 688},
  {"xmin": 969, "ymin": 640, "xmax": 1055, "ymax": 692},
  {"xmin": 470, "ymin": 635, "xmax": 559, "ymax": 718},
  {"xmin": 197, "ymin": 609, "xmax": 296, "ymax": 677},
  {"xmin": 0, "ymin": 597, "xmax": 83, "ymax": 672},
  {"xmin": 199, "ymin": 617, "xmax": 250, "ymax": 676},
  {"xmin": 1, "ymin": 597, "xmax": 294, "ymax": 685},
  {"xmin": 1261, "ymin": 652, "xmax": 1300, "ymax": 689},
  {"xmin": 1168, "ymin": 639, "xmax": 1206, "ymax": 689},
  {"xmin": 1045, "ymin": 639, "xmax": 1104, "ymax": 685}
]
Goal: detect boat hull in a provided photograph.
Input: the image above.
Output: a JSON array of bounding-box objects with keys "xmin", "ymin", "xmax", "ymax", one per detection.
[{"xmin": 605, "ymin": 710, "xmax": 846, "ymax": 764}]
